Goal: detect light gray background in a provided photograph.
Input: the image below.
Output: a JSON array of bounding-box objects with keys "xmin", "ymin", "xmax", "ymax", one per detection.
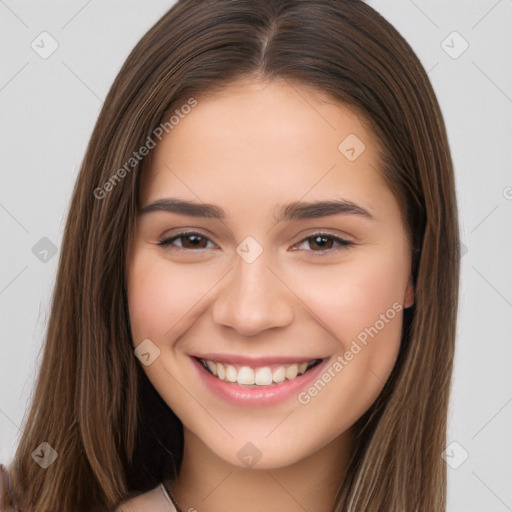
[{"xmin": 1, "ymin": 1, "xmax": 511, "ymax": 510}]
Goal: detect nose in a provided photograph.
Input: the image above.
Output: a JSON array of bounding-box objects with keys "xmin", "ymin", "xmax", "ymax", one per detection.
[{"xmin": 212, "ymin": 250, "xmax": 295, "ymax": 337}]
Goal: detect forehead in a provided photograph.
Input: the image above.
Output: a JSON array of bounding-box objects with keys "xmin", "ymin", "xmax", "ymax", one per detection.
[{"xmin": 139, "ymin": 78, "xmax": 394, "ymax": 222}]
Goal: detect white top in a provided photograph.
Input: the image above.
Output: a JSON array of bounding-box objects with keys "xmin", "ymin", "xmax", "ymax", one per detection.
[{"xmin": 116, "ymin": 483, "xmax": 177, "ymax": 512}]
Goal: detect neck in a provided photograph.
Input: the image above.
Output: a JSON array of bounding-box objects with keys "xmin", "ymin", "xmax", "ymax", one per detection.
[{"xmin": 168, "ymin": 428, "xmax": 356, "ymax": 512}]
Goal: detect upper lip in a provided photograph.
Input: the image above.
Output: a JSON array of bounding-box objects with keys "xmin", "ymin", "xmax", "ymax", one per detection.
[{"xmin": 192, "ymin": 354, "xmax": 326, "ymax": 366}]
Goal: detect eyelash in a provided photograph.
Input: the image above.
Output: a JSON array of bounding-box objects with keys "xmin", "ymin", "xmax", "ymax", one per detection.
[{"xmin": 157, "ymin": 230, "xmax": 355, "ymax": 255}]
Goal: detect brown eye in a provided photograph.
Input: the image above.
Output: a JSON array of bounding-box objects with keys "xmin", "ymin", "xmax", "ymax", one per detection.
[
  {"xmin": 308, "ymin": 235, "xmax": 335, "ymax": 251},
  {"xmin": 158, "ymin": 232, "xmax": 216, "ymax": 250},
  {"xmin": 293, "ymin": 233, "xmax": 354, "ymax": 254}
]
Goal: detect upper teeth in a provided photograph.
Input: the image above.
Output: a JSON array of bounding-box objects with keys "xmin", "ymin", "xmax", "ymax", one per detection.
[{"xmin": 201, "ymin": 359, "xmax": 316, "ymax": 386}]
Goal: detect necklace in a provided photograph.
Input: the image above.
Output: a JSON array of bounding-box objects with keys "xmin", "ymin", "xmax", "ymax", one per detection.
[{"xmin": 162, "ymin": 479, "xmax": 184, "ymax": 512}]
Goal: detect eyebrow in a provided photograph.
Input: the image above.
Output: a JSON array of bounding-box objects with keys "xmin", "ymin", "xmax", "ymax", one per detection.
[{"xmin": 140, "ymin": 197, "xmax": 376, "ymax": 222}]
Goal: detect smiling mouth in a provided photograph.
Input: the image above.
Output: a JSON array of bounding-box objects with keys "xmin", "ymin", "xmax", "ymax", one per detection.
[{"xmin": 196, "ymin": 357, "xmax": 324, "ymax": 387}]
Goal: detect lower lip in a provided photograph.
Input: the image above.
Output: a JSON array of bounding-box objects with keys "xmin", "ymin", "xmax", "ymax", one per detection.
[{"xmin": 191, "ymin": 357, "xmax": 330, "ymax": 407}]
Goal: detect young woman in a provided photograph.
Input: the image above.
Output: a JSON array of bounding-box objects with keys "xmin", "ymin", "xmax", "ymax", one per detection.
[{"xmin": 1, "ymin": 0, "xmax": 460, "ymax": 511}]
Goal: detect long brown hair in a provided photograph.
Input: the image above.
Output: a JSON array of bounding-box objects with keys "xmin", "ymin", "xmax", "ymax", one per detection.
[{"xmin": 8, "ymin": 1, "xmax": 460, "ymax": 510}]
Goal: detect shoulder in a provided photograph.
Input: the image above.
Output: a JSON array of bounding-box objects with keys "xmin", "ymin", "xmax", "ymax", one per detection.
[{"xmin": 115, "ymin": 484, "xmax": 176, "ymax": 512}]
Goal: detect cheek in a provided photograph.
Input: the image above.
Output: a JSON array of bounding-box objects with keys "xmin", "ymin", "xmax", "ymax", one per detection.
[
  {"xmin": 291, "ymin": 250, "xmax": 407, "ymax": 420},
  {"xmin": 127, "ymin": 248, "xmax": 210, "ymax": 344},
  {"xmin": 291, "ymin": 250, "xmax": 406, "ymax": 337},
  {"xmin": 287, "ymin": 247, "xmax": 407, "ymax": 394}
]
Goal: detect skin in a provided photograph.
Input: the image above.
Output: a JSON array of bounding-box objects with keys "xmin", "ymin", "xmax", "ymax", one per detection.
[{"xmin": 126, "ymin": 77, "xmax": 414, "ymax": 512}]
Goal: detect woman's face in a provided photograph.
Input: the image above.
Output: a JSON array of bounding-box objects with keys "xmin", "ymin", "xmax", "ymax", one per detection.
[{"xmin": 127, "ymin": 78, "xmax": 414, "ymax": 469}]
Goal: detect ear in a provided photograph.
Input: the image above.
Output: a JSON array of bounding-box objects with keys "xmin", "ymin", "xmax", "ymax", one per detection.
[{"xmin": 403, "ymin": 273, "xmax": 415, "ymax": 309}]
